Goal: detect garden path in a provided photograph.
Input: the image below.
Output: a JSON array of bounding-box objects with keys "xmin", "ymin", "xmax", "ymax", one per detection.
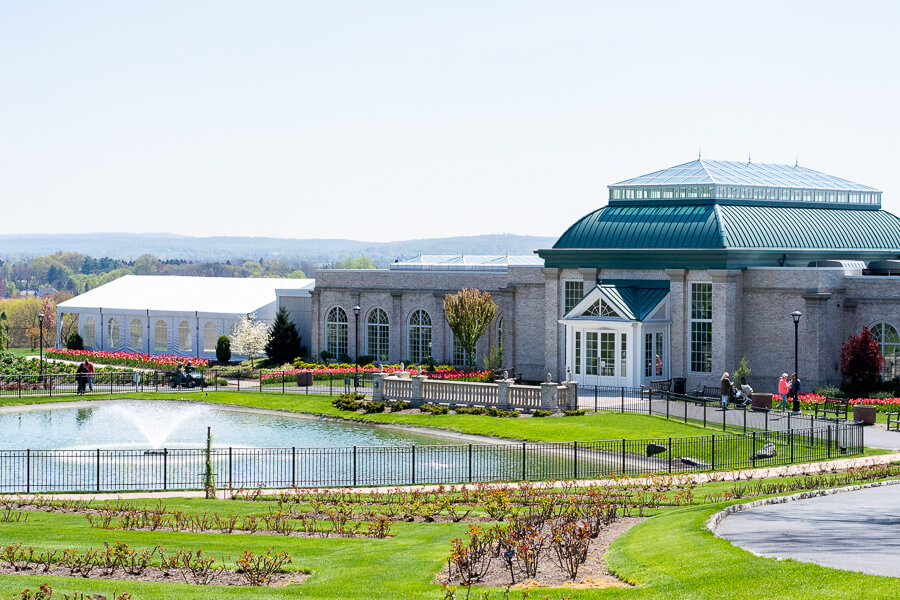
[{"xmin": 715, "ymin": 483, "xmax": 900, "ymax": 577}]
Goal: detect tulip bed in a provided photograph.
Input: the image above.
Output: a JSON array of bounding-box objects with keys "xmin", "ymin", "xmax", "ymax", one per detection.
[
  {"xmin": 771, "ymin": 392, "xmax": 900, "ymax": 413},
  {"xmin": 45, "ymin": 349, "xmax": 209, "ymax": 370}
]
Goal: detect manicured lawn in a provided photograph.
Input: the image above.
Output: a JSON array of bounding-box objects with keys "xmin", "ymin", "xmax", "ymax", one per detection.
[{"xmin": 1, "ymin": 348, "xmax": 36, "ymax": 358}]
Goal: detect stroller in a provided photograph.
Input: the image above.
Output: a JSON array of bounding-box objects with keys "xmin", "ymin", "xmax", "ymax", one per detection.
[{"xmin": 730, "ymin": 384, "xmax": 752, "ymax": 408}]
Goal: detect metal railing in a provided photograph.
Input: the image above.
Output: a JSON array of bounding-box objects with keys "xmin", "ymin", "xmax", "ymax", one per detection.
[{"xmin": 0, "ymin": 423, "xmax": 863, "ymax": 493}]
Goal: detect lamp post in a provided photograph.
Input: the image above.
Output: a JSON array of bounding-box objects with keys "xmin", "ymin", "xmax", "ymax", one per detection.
[
  {"xmin": 37, "ymin": 313, "xmax": 45, "ymax": 378},
  {"xmin": 352, "ymin": 305, "xmax": 361, "ymax": 388},
  {"xmin": 791, "ymin": 310, "xmax": 802, "ymax": 413}
]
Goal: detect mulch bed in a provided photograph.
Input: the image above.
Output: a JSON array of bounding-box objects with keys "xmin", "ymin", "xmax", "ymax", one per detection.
[
  {"xmin": 436, "ymin": 517, "xmax": 643, "ymax": 589},
  {"xmin": 0, "ymin": 564, "xmax": 305, "ymax": 587}
]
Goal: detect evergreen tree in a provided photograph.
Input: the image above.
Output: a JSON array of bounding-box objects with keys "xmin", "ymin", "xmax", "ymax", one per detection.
[
  {"xmin": 216, "ymin": 335, "xmax": 232, "ymax": 363},
  {"xmin": 66, "ymin": 331, "xmax": 84, "ymax": 350},
  {"xmin": 264, "ymin": 307, "xmax": 302, "ymax": 364}
]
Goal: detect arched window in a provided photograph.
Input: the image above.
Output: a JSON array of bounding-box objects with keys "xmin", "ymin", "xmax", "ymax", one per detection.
[
  {"xmin": 326, "ymin": 307, "xmax": 348, "ymax": 358},
  {"xmin": 83, "ymin": 316, "xmax": 96, "ymax": 348},
  {"xmin": 107, "ymin": 318, "xmax": 119, "ymax": 348},
  {"xmin": 366, "ymin": 308, "xmax": 390, "ymax": 362},
  {"xmin": 408, "ymin": 310, "xmax": 432, "ymax": 365},
  {"xmin": 497, "ymin": 317, "xmax": 503, "ymax": 350},
  {"xmin": 129, "ymin": 319, "xmax": 143, "ymax": 349},
  {"xmin": 177, "ymin": 320, "xmax": 192, "ymax": 352},
  {"xmin": 203, "ymin": 322, "xmax": 218, "ymax": 353},
  {"xmin": 154, "ymin": 320, "xmax": 168, "ymax": 352},
  {"xmin": 871, "ymin": 322, "xmax": 900, "ymax": 381}
]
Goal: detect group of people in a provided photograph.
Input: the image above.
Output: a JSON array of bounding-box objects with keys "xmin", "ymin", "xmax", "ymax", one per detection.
[
  {"xmin": 719, "ymin": 371, "xmax": 802, "ymax": 413},
  {"xmin": 74, "ymin": 359, "xmax": 94, "ymax": 394}
]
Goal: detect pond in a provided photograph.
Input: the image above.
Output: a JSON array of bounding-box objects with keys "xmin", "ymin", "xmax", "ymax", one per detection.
[{"xmin": 0, "ymin": 400, "xmax": 582, "ymax": 492}]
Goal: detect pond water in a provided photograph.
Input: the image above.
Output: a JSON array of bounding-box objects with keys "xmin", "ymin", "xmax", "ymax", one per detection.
[
  {"xmin": 0, "ymin": 400, "xmax": 582, "ymax": 492},
  {"xmin": 0, "ymin": 399, "xmax": 452, "ymax": 450}
]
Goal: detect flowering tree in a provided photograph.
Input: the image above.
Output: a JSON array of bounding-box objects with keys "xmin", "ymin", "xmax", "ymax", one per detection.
[
  {"xmin": 443, "ymin": 289, "xmax": 497, "ymax": 370},
  {"xmin": 231, "ymin": 313, "xmax": 271, "ymax": 367},
  {"xmin": 841, "ymin": 326, "xmax": 884, "ymax": 390}
]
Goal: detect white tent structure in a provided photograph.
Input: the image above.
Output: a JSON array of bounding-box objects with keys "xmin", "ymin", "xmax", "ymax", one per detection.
[{"xmin": 56, "ymin": 276, "xmax": 315, "ymax": 358}]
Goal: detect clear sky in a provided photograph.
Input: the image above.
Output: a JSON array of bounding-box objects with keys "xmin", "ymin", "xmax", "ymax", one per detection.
[{"xmin": 1, "ymin": 1, "xmax": 898, "ymax": 242}]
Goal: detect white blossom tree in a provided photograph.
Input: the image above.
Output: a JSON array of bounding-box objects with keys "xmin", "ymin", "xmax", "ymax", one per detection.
[{"xmin": 230, "ymin": 313, "xmax": 271, "ymax": 367}]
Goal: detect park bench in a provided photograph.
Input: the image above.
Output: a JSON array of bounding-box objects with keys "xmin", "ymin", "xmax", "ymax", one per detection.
[
  {"xmin": 886, "ymin": 411, "xmax": 900, "ymax": 431},
  {"xmin": 692, "ymin": 385, "xmax": 721, "ymax": 403},
  {"xmin": 814, "ymin": 398, "xmax": 850, "ymax": 420},
  {"xmin": 641, "ymin": 379, "xmax": 671, "ymax": 401}
]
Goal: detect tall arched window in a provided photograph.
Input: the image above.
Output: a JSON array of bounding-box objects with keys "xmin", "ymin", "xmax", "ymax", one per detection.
[
  {"xmin": 407, "ymin": 310, "xmax": 432, "ymax": 365},
  {"xmin": 326, "ymin": 307, "xmax": 348, "ymax": 358},
  {"xmin": 452, "ymin": 335, "xmax": 467, "ymax": 367},
  {"xmin": 871, "ymin": 322, "xmax": 900, "ymax": 381},
  {"xmin": 107, "ymin": 318, "xmax": 120, "ymax": 348},
  {"xmin": 177, "ymin": 320, "xmax": 192, "ymax": 352},
  {"xmin": 129, "ymin": 319, "xmax": 143, "ymax": 349},
  {"xmin": 83, "ymin": 316, "xmax": 96, "ymax": 348},
  {"xmin": 366, "ymin": 308, "xmax": 390, "ymax": 362},
  {"xmin": 497, "ymin": 317, "xmax": 503, "ymax": 350},
  {"xmin": 203, "ymin": 322, "xmax": 218, "ymax": 353},
  {"xmin": 154, "ymin": 320, "xmax": 168, "ymax": 352}
]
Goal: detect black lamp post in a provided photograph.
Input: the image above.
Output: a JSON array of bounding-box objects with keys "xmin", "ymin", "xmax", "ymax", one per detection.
[
  {"xmin": 791, "ymin": 310, "xmax": 802, "ymax": 413},
  {"xmin": 352, "ymin": 305, "xmax": 361, "ymax": 387},
  {"xmin": 37, "ymin": 313, "xmax": 45, "ymax": 378}
]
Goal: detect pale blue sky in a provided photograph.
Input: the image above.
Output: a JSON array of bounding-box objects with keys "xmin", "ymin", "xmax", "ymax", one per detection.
[{"xmin": 1, "ymin": 1, "xmax": 898, "ymax": 242}]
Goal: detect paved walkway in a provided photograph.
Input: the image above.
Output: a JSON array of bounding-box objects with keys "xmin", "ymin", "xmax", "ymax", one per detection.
[{"xmin": 716, "ymin": 484, "xmax": 900, "ymax": 577}]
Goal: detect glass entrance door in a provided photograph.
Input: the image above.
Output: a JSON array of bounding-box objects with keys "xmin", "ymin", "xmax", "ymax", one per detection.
[
  {"xmin": 572, "ymin": 328, "xmax": 629, "ymax": 387},
  {"xmin": 643, "ymin": 329, "xmax": 667, "ymax": 384}
]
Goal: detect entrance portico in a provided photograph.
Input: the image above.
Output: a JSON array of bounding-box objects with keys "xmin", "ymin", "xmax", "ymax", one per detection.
[{"xmin": 561, "ymin": 280, "xmax": 670, "ymax": 389}]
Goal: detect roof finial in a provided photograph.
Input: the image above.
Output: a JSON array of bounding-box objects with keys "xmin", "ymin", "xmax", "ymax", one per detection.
[
  {"xmin": 747, "ymin": 152, "xmax": 751, "ymax": 164},
  {"xmin": 794, "ymin": 154, "xmax": 799, "ymax": 168},
  {"xmin": 698, "ymin": 145, "xmax": 702, "ymax": 160}
]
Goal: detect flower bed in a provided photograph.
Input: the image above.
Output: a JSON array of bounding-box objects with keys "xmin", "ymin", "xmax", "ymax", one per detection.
[
  {"xmin": 770, "ymin": 392, "xmax": 900, "ymax": 412},
  {"xmin": 45, "ymin": 349, "xmax": 208, "ymax": 370},
  {"xmin": 261, "ymin": 367, "xmax": 492, "ymax": 384}
]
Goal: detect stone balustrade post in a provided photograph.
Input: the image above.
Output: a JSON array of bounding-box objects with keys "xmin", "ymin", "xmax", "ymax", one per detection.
[
  {"xmin": 372, "ymin": 373, "xmax": 385, "ymax": 402},
  {"xmin": 564, "ymin": 381, "xmax": 578, "ymax": 411},
  {"xmin": 497, "ymin": 379, "xmax": 512, "ymax": 408},
  {"xmin": 411, "ymin": 375, "xmax": 427, "ymax": 406},
  {"xmin": 540, "ymin": 381, "xmax": 559, "ymax": 411}
]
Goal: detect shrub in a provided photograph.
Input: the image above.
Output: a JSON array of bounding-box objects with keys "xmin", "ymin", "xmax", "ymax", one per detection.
[
  {"xmin": 319, "ymin": 350, "xmax": 334, "ymax": 363},
  {"xmin": 563, "ymin": 409, "xmax": 586, "ymax": 417},
  {"xmin": 332, "ymin": 392, "xmax": 366, "ymax": 411},
  {"xmin": 486, "ymin": 406, "xmax": 519, "ymax": 418},
  {"xmin": 235, "ymin": 548, "xmax": 292, "ymax": 587},
  {"xmin": 66, "ymin": 331, "xmax": 84, "ymax": 350},
  {"xmin": 356, "ymin": 354, "xmax": 374, "ymax": 366},
  {"xmin": 814, "ymin": 385, "xmax": 844, "ymax": 398},
  {"xmin": 841, "ymin": 327, "xmax": 884, "ymax": 391},
  {"xmin": 363, "ymin": 401, "xmax": 386, "ymax": 413},
  {"xmin": 531, "ymin": 409, "xmax": 552, "ymax": 417},
  {"xmin": 215, "ymin": 335, "xmax": 231, "ymax": 363},
  {"xmin": 454, "ymin": 407, "xmax": 487, "ymax": 415},
  {"xmin": 419, "ymin": 403, "xmax": 449, "ymax": 415},
  {"xmin": 389, "ymin": 400, "xmax": 410, "ymax": 412},
  {"xmin": 337, "ymin": 353, "xmax": 352, "ymax": 364}
]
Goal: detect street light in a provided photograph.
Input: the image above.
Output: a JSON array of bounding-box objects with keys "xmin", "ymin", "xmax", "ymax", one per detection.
[
  {"xmin": 352, "ymin": 305, "xmax": 361, "ymax": 388},
  {"xmin": 791, "ymin": 310, "xmax": 802, "ymax": 413},
  {"xmin": 37, "ymin": 313, "xmax": 45, "ymax": 378}
]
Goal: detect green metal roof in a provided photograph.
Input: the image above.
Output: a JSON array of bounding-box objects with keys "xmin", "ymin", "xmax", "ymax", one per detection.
[
  {"xmin": 598, "ymin": 280, "xmax": 669, "ymax": 321},
  {"xmin": 552, "ymin": 204, "xmax": 900, "ymax": 251}
]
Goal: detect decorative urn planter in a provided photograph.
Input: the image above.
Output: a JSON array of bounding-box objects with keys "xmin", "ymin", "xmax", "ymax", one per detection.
[{"xmin": 852, "ymin": 404, "xmax": 877, "ymax": 425}]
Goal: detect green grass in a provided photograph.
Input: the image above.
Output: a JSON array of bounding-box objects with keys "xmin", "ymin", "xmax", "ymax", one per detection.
[{"xmin": 1, "ymin": 348, "xmax": 37, "ymax": 358}]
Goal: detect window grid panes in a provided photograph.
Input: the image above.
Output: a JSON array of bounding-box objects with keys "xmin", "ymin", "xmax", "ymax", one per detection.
[
  {"xmin": 452, "ymin": 336, "xmax": 467, "ymax": 368},
  {"xmin": 326, "ymin": 307, "xmax": 348, "ymax": 358},
  {"xmin": 644, "ymin": 332, "xmax": 653, "ymax": 377},
  {"xmin": 620, "ymin": 333, "xmax": 627, "ymax": 377},
  {"xmin": 600, "ymin": 332, "xmax": 615, "ymax": 377},
  {"xmin": 177, "ymin": 320, "xmax": 192, "ymax": 352},
  {"xmin": 575, "ymin": 331, "xmax": 581, "ymax": 375},
  {"xmin": 130, "ymin": 319, "xmax": 143, "ymax": 349},
  {"xmin": 655, "ymin": 332, "xmax": 664, "ymax": 377},
  {"xmin": 872, "ymin": 322, "xmax": 900, "ymax": 381},
  {"xmin": 154, "ymin": 320, "xmax": 167, "ymax": 352},
  {"xmin": 690, "ymin": 283, "xmax": 713, "ymax": 373},
  {"xmin": 83, "ymin": 317, "xmax": 96, "ymax": 348},
  {"xmin": 564, "ymin": 281, "xmax": 584, "ymax": 314},
  {"xmin": 408, "ymin": 310, "xmax": 432, "ymax": 365},
  {"xmin": 107, "ymin": 318, "xmax": 119, "ymax": 348},
  {"xmin": 366, "ymin": 308, "xmax": 390, "ymax": 363},
  {"xmin": 203, "ymin": 323, "xmax": 218, "ymax": 353},
  {"xmin": 585, "ymin": 332, "xmax": 597, "ymax": 375}
]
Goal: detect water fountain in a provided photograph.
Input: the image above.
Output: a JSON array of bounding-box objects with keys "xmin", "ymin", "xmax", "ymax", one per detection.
[{"xmin": 111, "ymin": 403, "xmax": 206, "ymax": 449}]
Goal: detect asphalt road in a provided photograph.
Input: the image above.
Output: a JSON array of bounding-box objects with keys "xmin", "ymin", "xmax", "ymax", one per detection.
[{"xmin": 716, "ymin": 484, "xmax": 900, "ymax": 577}]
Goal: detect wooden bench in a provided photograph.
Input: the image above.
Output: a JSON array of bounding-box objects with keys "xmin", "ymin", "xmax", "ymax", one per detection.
[
  {"xmin": 693, "ymin": 385, "xmax": 721, "ymax": 402},
  {"xmin": 886, "ymin": 411, "xmax": 900, "ymax": 431},
  {"xmin": 642, "ymin": 379, "xmax": 671, "ymax": 401},
  {"xmin": 814, "ymin": 398, "xmax": 850, "ymax": 420}
]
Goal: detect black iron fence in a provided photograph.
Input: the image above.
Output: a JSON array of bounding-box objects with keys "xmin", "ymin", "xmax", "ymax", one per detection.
[
  {"xmin": 0, "ymin": 370, "xmax": 374, "ymax": 398},
  {"xmin": 0, "ymin": 423, "xmax": 863, "ymax": 493}
]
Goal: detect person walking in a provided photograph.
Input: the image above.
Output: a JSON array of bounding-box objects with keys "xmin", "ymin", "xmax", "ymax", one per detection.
[
  {"xmin": 720, "ymin": 372, "xmax": 733, "ymax": 409},
  {"xmin": 788, "ymin": 372, "xmax": 801, "ymax": 414},
  {"xmin": 75, "ymin": 362, "xmax": 88, "ymax": 395},
  {"xmin": 777, "ymin": 373, "xmax": 790, "ymax": 411},
  {"xmin": 85, "ymin": 360, "xmax": 94, "ymax": 392}
]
